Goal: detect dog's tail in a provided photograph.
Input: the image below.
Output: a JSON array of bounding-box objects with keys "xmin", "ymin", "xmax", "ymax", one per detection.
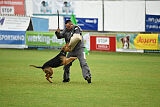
[{"xmin": 30, "ymin": 65, "xmax": 42, "ymax": 69}]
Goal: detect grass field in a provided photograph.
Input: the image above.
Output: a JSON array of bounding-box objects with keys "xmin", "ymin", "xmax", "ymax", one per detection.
[{"xmin": 0, "ymin": 49, "xmax": 160, "ymax": 107}]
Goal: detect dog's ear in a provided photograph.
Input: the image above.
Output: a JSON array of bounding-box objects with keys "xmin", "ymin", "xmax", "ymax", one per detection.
[
  {"xmin": 126, "ymin": 36, "xmax": 130, "ymax": 41},
  {"xmin": 64, "ymin": 43, "xmax": 72, "ymax": 52},
  {"xmin": 65, "ymin": 47, "xmax": 72, "ymax": 52},
  {"xmin": 120, "ymin": 38, "xmax": 124, "ymax": 43},
  {"xmin": 65, "ymin": 43, "xmax": 69, "ymax": 47},
  {"xmin": 61, "ymin": 44, "xmax": 71, "ymax": 52},
  {"xmin": 61, "ymin": 43, "xmax": 69, "ymax": 50},
  {"xmin": 68, "ymin": 48, "xmax": 71, "ymax": 52},
  {"xmin": 61, "ymin": 46, "xmax": 65, "ymax": 50}
]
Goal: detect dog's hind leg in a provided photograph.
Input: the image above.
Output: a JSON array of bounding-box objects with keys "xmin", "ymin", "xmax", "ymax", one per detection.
[
  {"xmin": 48, "ymin": 67, "xmax": 53, "ymax": 79},
  {"xmin": 45, "ymin": 73, "xmax": 52, "ymax": 79},
  {"xmin": 44, "ymin": 67, "xmax": 53, "ymax": 83}
]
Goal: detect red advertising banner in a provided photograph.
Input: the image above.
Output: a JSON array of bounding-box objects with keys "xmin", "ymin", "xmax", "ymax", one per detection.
[
  {"xmin": 90, "ymin": 36, "xmax": 116, "ymax": 52},
  {"xmin": 0, "ymin": 0, "xmax": 25, "ymax": 15}
]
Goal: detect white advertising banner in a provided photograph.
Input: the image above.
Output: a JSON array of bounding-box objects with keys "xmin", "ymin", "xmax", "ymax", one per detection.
[
  {"xmin": 32, "ymin": 0, "xmax": 74, "ymax": 15},
  {"xmin": 0, "ymin": 16, "xmax": 30, "ymax": 31},
  {"xmin": 104, "ymin": 1, "xmax": 145, "ymax": 32}
]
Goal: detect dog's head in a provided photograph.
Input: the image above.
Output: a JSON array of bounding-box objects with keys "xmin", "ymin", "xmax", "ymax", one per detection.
[
  {"xmin": 61, "ymin": 43, "xmax": 71, "ymax": 52},
  {"xmin": 120, "ymin": 36, "xmax": 130, "ymax": 49}
]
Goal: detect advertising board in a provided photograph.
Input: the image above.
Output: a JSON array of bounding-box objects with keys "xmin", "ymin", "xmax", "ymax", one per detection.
[{"xmin": 90, "ymin": 36, "xmax": 116, "ymax": 52}]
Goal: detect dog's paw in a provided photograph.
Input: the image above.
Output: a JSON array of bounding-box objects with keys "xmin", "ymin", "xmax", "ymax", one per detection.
[
  {"xmin": 75, "ymin": 57, "xmax": 78, "ymax": 59},
  {"xmin": 46, "ymin": 78, "xmax": 53, "ymax": 83},
  {"xmin": 71, "ymin": 57, "xmax": 77, "ymax": 60}
]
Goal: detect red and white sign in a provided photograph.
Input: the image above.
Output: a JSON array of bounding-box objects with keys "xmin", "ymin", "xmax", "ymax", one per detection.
[
  {"xmin": 90, "ymin": 36, "xmax": 116, "ymax": 52},
  {"xmin": 0, "ymin": 0, "xmax": 25, "ymax": 15},
  {"xmin": 96, "ymin": 37, "xmax": 110, "ymax": 50}
]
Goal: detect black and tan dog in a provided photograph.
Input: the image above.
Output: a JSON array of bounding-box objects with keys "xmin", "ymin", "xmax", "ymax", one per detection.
[{"xmin": 30, "ymin": 44, "xmax": 77, "ymax": 83}]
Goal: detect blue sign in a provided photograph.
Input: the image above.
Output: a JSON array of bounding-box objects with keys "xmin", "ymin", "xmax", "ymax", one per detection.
[
  {"xmin": 65, "ymin": 17, "xmax": 98, "ymax": 31},
  {"xmin": 0, "ymin": 31, "xmax": 25, "ymax": 45},
  {"xmin": 146, "ymin": 14, "xmax": 160, "ymax": 32},
  {"xmin": 32, "ymin": 17, "xmax": 49, "ymax": 32}
]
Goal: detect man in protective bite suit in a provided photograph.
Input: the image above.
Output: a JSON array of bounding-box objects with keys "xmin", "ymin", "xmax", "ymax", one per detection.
[{"xmin": 55, "ymin": 20, "xmax": 91, "ymax": 83}]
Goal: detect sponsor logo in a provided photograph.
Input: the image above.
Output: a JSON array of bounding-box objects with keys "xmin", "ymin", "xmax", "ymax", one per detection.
[
  {"xmin": 134, "ymin": 34, "xmax": 158, "ymax": 49},
  {"xmin": 27, "ymin": 34, "xmax": 65, "ymax": 45},
  {"xmin": 85, "ymin": 19, "xmax": 97, "ymax": 24},
  {"xmin": 137, "ymin": 37, "xmax": 156, "ymax": 44},
  {"xmin": 0, "ymin": 34, "xmax": 25, "ymax": 41},
  {"xmin": 96, "ymin": 37, "xmax": 110, "ymax": 50},
  {"xmin": 0, "ymin": 17, "xmax": 5, "ymax": 25},
  {"xmin": 96, "ymin": 37, "xmax": 109, "ymax": 45}
]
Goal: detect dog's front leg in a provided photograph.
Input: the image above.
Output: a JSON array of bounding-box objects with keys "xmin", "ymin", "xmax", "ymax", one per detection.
[{"xmin": 64, "ymin": 57, "xmax": 77, "ymax": 65}]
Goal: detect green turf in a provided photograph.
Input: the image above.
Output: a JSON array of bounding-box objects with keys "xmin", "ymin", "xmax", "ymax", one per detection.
[{"xmin": 0, "ymin": 49, "xmax": 160, "ymax": 107}]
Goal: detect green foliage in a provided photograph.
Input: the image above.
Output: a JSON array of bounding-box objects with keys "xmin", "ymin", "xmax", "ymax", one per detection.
[{"xmin": 0, "ymin": 49, "xmax": 160, "ymax": 107}]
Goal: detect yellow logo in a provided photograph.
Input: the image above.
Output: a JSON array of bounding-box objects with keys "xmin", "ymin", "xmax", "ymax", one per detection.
[{"xmin": 134, "ymin": 34, "xmax": 158, "ymax": 50}]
